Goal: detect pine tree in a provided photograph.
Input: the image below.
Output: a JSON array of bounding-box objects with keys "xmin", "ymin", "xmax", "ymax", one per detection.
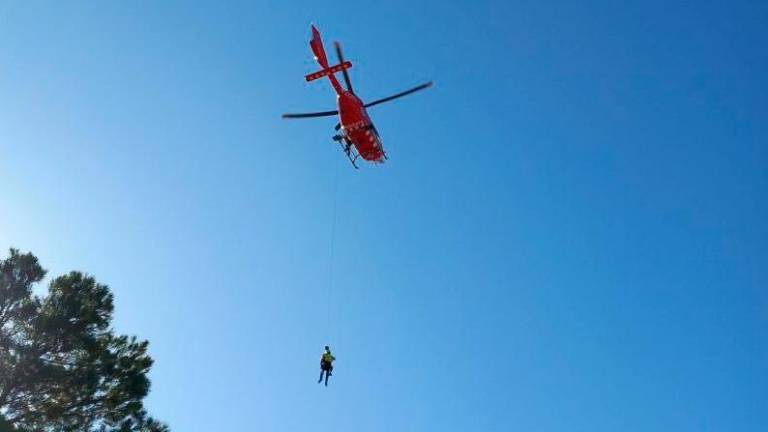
[{"xmin": 0, "ymin": 249, "xmax": 169, "ymax": 432}]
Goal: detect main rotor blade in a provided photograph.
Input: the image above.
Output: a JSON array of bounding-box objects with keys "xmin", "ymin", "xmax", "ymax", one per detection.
[
  {"xmin": 334, "ymin": 42, "xmax": 354, "ymax": 94},
  {"xmin": 364, "ymin": 81, "xmax": 433, "ymax": 108},
  {"xmin": 282, "ymin": 110, "xmax": 339, "ymax": 119}
]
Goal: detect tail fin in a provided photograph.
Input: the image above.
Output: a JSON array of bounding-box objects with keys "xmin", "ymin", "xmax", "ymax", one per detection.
[
  {"xmin": 310, "ymin": 25, "xmax": 330, "ymax": 69},
  {"xmin": 305, "ymin": 61, "xmax": 352, "ymax": 82},
  {"xmin": 305, "ymin": 25, "xmax": 351, "ymax": 91}
]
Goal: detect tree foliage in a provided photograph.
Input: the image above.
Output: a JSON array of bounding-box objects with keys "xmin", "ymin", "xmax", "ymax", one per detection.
[{"xmin": 0, "ymin": 249, "xmax": 169, "ymax": 432}]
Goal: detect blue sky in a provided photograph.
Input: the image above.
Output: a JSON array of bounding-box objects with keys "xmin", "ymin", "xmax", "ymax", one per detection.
[{"xmin": 1, "ymin": 1, "xmax": 767, "ymax": 430}]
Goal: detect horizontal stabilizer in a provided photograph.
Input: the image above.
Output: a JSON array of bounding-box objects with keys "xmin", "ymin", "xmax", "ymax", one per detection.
[{"xmin": 305, "ymin": 61, "xmax": 352, "ymax": 82}]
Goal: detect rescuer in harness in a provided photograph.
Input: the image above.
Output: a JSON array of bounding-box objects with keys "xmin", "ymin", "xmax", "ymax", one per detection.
[{"xmin": 318, "ymin": 346, "xmax": 336, "ymax": 386}]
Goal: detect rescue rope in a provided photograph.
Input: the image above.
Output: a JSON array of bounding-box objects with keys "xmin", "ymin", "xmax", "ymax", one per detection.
[{"xmin": 325, "ymin": 159, "xmax": 340, "ymax": 341}]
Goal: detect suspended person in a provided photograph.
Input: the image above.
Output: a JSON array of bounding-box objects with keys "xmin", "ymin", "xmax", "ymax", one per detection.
[{"xmin": 318, "ymin": 346, "xmax": 336, "ymax": 386}]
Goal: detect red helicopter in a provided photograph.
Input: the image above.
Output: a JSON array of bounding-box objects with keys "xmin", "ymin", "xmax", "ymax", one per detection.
[{"xmin": 282, "ymin": 26, "xmax": 432, "ymax": 169}]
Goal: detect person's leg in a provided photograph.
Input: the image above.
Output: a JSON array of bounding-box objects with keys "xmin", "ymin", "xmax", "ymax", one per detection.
[{"xmin": 318, "ymin": 369, "xmax": 324, "ymax": 383}]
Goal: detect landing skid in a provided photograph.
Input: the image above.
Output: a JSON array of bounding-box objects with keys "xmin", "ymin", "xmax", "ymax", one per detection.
[{"xmin": 332, "ymin": 134, "xmax": 360, "ymax": 169}]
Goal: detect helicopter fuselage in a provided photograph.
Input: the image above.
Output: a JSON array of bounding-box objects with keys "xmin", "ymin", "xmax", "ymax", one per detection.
[{"xmin": 336, "ymin": 91, "xmax": 385, "ymax": 163}]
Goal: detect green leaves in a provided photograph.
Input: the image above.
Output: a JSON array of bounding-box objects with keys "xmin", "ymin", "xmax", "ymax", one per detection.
[{"xmin": 0, "ymin": 249, "xmax": 169, "ymax": 432}]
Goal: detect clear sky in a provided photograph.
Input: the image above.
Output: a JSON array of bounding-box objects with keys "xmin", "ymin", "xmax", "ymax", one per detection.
[{"xmin": 1, "ymin": 1, "xmax": 766, "ymax": 431}]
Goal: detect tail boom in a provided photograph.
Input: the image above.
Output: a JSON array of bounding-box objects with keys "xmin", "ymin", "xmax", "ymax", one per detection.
[{"xmin": 308, "ymin": 25, "xmax": 345, "ymax": 94}]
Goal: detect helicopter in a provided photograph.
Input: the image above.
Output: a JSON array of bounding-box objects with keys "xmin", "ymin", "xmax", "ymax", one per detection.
[{"xmin": 282, "ymin": 25, "xmax": 432, "ymax": 169}]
